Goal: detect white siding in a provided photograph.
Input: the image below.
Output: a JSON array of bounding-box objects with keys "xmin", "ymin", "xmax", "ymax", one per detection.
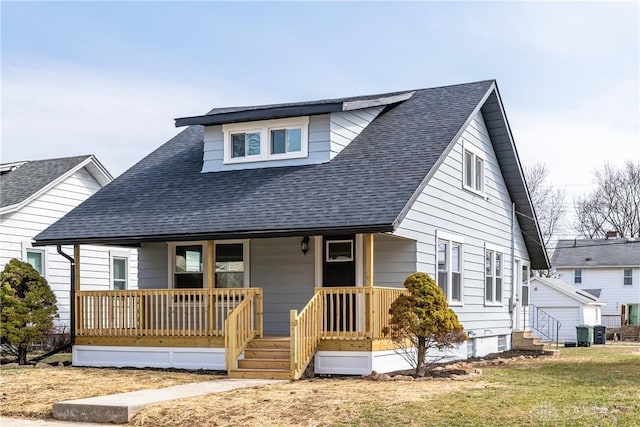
[
  {"xmin": 556, "ymin": 267, "xmax": 640, "ymax": 316},
  {"xmin": 0, "ymin": 167, "xmax": 138, "ymax": 328},
  {"xmin": 329, "ymin": 107, "xmax": 383, "ymax": 159},
  {"xmin": 395, "ymin": 112, "xmax": 530, "ymax": 337},
  {"xmin": 201, "ymin": 107, "xmax": 382, "ymax": 172},
  {"xmin": 137, "ymin": 242, "xmax": 168, "ymax": 289},
  {"xmin": 373, "ymin": 234, "xmax": 416, "ymax": 287}
]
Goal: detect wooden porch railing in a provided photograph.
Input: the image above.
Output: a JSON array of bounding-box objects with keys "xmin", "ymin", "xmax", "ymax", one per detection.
[
  {"xmin": 225, "ymin": 289, "xmax": 263, "ymax": 370},
  {"xmin": 316, "ymin": 286, "xmax": 407, "ymax": 339},
  {"xmin": 289, "ymin": 286, "xmax": 407, "ymax": 379},
  {"xmin": 290, "ymin": 291, "xmax": 323, "ymax": 379},
  {"xmin": 75, "ymin": 288, "xmax": 260, "ymax": 337}
]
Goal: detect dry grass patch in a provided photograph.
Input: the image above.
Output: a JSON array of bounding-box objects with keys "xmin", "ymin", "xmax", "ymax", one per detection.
[
  {"xmin": 0, "ymin": 367, "xmax": 222, "ymax": 419},
  {"xmin": 133, "ymin": 378, "xmax": 487, "ymax": 427}
]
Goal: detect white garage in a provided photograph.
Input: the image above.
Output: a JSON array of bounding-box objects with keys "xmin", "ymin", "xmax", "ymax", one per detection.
[{"xmin": 530, "ymin": 277, "xmax": 604, "ymax": 343}]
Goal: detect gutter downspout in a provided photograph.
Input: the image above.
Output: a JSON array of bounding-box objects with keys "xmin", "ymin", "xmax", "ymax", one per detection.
[
  {"xmin": 511, "ymin": 202, "xmax": 517, "ymax": 331},
  {"xmin": 57, "ymin": 245, "xmax": 75, "ymax": 346}
]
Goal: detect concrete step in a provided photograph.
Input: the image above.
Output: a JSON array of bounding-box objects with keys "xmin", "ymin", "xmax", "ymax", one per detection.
[
  {"xmin": 238, "ymin": 358, "xmax": 290, "ymax": 370},
  {"xmin": 51, "ymin": 379, "xmax": 287, "ymax": 424}
]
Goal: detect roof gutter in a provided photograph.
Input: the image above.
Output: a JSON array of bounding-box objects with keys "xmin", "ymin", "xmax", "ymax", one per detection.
[{"xmin": 34, "ymin": 224, "xmax": 396, "ymax": 247}]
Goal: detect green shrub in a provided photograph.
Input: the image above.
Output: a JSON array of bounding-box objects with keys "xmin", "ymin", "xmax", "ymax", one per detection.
[
  {"xmin": 384, "ymin": 272, "xmax": 467, "ymax": 376},
  {"xmin": 1, "ymin": 258, "xmax": 58, "ymax": 364}
]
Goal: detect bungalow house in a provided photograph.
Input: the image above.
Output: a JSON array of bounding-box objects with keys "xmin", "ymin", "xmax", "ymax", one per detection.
[
  {"xmin": 0, "ymin": 155, "xmax": 138, "ymax": 334},
  {"xmin": 552, "ymin": 238, "xmax": 640, "ymax": 328},
  {"xmin": 34, "ymin": 80, "xmax": 549, "ymax": 378}
]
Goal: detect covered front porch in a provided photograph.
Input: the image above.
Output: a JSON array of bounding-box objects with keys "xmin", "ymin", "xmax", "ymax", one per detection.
[{"xmin": 70, "ymin": 234, "xmax": 414, "ymax": 379}]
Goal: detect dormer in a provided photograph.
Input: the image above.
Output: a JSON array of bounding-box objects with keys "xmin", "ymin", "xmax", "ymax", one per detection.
[{"xmin": 175, "ymin": 91, "xmax": 415, "ymax": 173}]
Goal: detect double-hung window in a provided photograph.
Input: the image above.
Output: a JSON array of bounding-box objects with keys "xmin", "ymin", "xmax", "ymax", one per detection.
[
  {"xmin": 223, "ymin": 117, "xmax": 309, "ymax": 164},
  {"xmin": 623, "ymin": 269, "xmax": 633, "ymax": 285},
  {"xmin": 574, "ymin": 269, "xmax": 582, "ymax": 284},
  {"xmin": 437, "ymin": 232, "xmax": 463, "ymax": 304},
  {"xmin": 485, "ymin": 244, "xmax": 504, "ymax": 304},
  {"xmin": 462, "ymin": 141, "xmax": 485, "ymax": 194},
  {"xmin": 521, "ymin": 264, "xmax": 530, "ymax": 306},
  {"xmin": 110, "ymin": 254, "xmax": 128, "ymax": 290},
  {"xmin": 215, "ymin": 241, "xmax": 249, "ymax": 288},
  {"xmin": 172, "ymin": 243, "xmax": 205, "ymax": 289}
]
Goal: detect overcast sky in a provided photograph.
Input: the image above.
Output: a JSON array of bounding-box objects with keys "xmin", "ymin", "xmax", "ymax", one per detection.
[{"xmin": 2, "ymin": 1, "xmax": 639, "ymax": 237}]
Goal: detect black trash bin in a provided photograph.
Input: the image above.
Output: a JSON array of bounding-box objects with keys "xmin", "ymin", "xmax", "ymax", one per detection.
[{"xmin": 593, "ymin": 325, "xmax": 606, "ymax": 345}]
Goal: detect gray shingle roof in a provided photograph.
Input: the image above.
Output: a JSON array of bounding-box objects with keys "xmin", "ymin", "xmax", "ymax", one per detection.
[
  {"xmin": 1, "ymin": 155, "xmax": 93, "ymax": 210},
  {"xmin": 33, "ymin": 81, "xmax": 548, "ymax": 269},
  {"xmin": 551, "ymin": 239, "xmax": 640, "ymax": 267}
]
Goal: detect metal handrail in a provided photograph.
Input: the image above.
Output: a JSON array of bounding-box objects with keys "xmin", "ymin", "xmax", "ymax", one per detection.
[{"xmin": 528, "ymin": 304, "xmax": 562, "ymax": 348}]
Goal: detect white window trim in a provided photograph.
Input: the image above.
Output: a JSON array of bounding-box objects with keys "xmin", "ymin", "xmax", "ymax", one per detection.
[
  {"xmin": 574, "ymin": 268, "xmax": 582, "ymax": 284},
  {"xmin": 214, "ymin": 240, "xmax": 251, "ymax": 288},
  {"xmin": 325, "ymin": 239, "xmax": 354, "ymax": 262},
  {"xmin": 222, "ymin": 117, "xmax": 309, "ymax": 164},
  {"xmin": 484, "ymin": 243, "xmax": 504, "ymax": 306},
  {"xmin": 167, "ymin": 241, "xmax": 209, "ymax": 289},
  {"xmin": 110, "ymin": 250, "xmax": 130, "ymax": 290},
  {"xmin": 521, "ymin": 261, "xmax": 530, "ymax": 307},
  {"xmin": 623, "ymin": 268, "xmax": 633, "ymax": 286},
  {"xmin": 436, "ymin": 231, "xmax": 464, "ymax": 305},
  {"xmin": 21, "ymin": 241, "xmax": 47, "ymax": 278},
  {"xmin": 462, "ymin": 139, "xmax": 486, "ymax": 196}
]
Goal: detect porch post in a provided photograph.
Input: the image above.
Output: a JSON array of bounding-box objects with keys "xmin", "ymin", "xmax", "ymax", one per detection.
[
  {"xmin": 364, "ymin": 234, "xmax": 374, "ymax": 336},
  {"xmin": 365, "ymin": 233, "xmax": 374, "ymax": 287},
  {"xmin": 73, "ymin": 244, "xmax": 81, "ymax": 291},
  {"xmin": 207, "ymin": 241, "xmax": 215, "ymax": 334},
  {"xmin": 207, "ymin": 241, "xmax": 215, "ymax": 288}
]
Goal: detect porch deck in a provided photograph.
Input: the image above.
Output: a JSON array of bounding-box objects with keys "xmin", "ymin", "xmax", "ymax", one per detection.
[{"xmin": 74, "ymin": 286, "xmax": 406, "ymax": 379}]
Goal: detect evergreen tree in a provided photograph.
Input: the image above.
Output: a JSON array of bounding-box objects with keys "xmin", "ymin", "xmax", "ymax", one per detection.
[
  {"xmin": 384, "ymin": 272, "xmax": 467, "ymax": 376},
  {"xmin": 1, "ymin": 259, "xmax": 58, "ymax": 364}
]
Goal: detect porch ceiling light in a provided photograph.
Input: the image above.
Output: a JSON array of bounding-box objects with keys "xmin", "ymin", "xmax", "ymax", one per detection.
[{"xmin": 301, "ymin": 236, "xmax": 310, "ymax": 255}]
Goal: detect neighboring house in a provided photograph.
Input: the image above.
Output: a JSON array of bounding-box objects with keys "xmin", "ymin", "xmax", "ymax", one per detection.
[
  {"xmin": 552, "ymin": 238, "xmax": 640, "ymax": 327},
  {"xmin": 529, "ymin": 276, "xmax": 604, "ymax": 343},
  {"xmin": 0, "ymin": 155, "xmax": 138, "ymax": 333},
  {"xmin": 34, "ymin": 80, "xmax": 548, "ymax": 378}
]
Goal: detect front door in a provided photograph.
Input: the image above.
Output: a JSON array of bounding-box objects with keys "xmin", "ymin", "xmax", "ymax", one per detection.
[{"xmin": 323, "ymin": 236, "xmax": 356, "ymax": 331}]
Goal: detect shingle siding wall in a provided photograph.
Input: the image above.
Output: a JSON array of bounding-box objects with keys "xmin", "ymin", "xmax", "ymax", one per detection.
[
  {"xmin": 395, "ymin": 112, "xmax": 530, "ymax": 336},
  {"xmin": 0, "ymin": 168, "xmax": 138, "ymax": 328},
  {"xmin": 200, "ymin": 107, "xmax": 382, "ymax": 172}
]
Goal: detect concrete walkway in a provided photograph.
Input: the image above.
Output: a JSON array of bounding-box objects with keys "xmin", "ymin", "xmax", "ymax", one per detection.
[{"xmin": 4, "ymin": 378, "xmax": 287, "ymax": 425}]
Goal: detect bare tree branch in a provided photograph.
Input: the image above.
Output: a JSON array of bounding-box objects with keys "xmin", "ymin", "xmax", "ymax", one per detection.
[{"xmin": 574, "ymin": 161, "xmax": 640, "ymax": 238}]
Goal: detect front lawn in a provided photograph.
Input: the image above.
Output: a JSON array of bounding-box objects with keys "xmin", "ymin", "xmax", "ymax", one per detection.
[{"xmin": 1, "ymin": 345, "xmax": 638, "ymax": 426}]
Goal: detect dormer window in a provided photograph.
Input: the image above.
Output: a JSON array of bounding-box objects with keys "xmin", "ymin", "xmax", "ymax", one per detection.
[{"xmin": 223, "ymin": 117, "xmax": 309, "ymax": 164}]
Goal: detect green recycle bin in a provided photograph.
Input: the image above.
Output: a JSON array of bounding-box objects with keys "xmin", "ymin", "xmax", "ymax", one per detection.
[{"xmin": 576, "ymin": 325, "xmax": 593, "ymax": 347}]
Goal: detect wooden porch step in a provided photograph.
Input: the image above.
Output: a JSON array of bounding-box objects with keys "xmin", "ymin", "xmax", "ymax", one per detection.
[
  {"xmin": 228, "ymin": 368, "xmax": 293, "ymax": 380},
  {"xmin": 238, "ymin": 358, "xmax": 290, "ymax": 370},
  {"xmin": 244, "ymin": 348, "xmax": 290, "ymax": 359},
  {"xmin": 247, "ymin": 337, "xmax": 290, "ymax": 349}
]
